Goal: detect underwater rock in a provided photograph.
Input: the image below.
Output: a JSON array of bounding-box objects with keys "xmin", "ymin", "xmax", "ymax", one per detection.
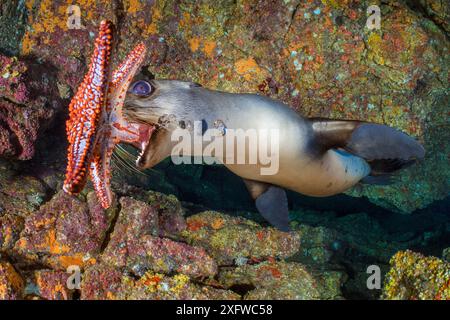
[
  {"xmin": 18, "ymin": 1, "xmax": 117, "ymax": 91},
  {"xmin": 0, "ymin": 214, "xmax": 24, "ymax": 251},
  {"xmin": 102, "ymin": 197, "xmax": 217, "ymax": 279},
  {"xmin": 81, "ymin": 263, "xmax": 238, "ymax": 300},
  {"xmin": 181, "ymin": 211, "xmax": 300, "ymax": 265},
  {"xmin": 0, "ymin": 54, "xmax": 60, "ymax": 160},
  {"xmin": 290, "ymin": 209, "xmax": 441, "ymax": 264},
  {"xmin": 13, "ymin": 190, "xmax": 116, "ymax": 270},
  {"xmin": 0, "ymin": 261, "xmax": 24, "ymax": 299},
  {"xmin": 382, "ymin": 250, "xmax": 450, "ymax": 300},
  {"xmin": 293, "ymin": 223, "xmax": 338, "ymax": 265},
  {"xmin": 0, "ymin": 173, "xmax": 47, "ymax": 217},
  {"xmin": 0, "ymin": 99, "xmax": 52, "ymax": 160},
  {"xmin": 25, "ymin": 269, "xmax": 73, "ymax": 300},
  {"xmin": 443, "ymin": 248, "xmax": 450, "ymax": 262},
  {"xmin": 80, "ymin": 263, "xmax": 124, "ymax": 300},
  {"xmin": 123, "ymin": 272, "xmax": 239, "ymax": 300},
  {"xmin": 113, "ymin": 184, "xmax": 187, "ymax": 237},
  {"xmin": 218, "ymin": 260, "xmax": 345, "ymax": 300},
  {"xmin": 414, "ymin": 0, "xmax": 449, "ymax": 33}
]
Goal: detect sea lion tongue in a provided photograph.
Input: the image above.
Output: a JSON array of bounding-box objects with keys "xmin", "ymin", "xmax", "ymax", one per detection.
[{"xmin": 63, "ymin": 20, "xmax": 151, "ymax": 209}]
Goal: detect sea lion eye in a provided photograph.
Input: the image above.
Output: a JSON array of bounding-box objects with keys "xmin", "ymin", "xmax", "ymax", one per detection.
[{"xmin": 131, "ymin": 80, "xmax": 152, "ymax": 96}]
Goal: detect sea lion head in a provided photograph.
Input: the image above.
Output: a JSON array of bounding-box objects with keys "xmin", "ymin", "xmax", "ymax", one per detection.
[
  {"xmin": 123, "ymin": 76, "xmax": 202, "ymax": 168},
  {"xmin": 124, "ymin": 76, "xmax": 201, "ymax": 129}
]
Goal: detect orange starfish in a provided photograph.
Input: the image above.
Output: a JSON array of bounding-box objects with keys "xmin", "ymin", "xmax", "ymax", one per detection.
[{"xmin": 63, "ymin": 20, "xmax": 151, "ymax": 208}]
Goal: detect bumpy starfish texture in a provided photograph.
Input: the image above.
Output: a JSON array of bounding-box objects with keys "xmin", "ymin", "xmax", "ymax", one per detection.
[{"xmin": 63, "ymin": 20, "xmax": 147, "ymax": 209}]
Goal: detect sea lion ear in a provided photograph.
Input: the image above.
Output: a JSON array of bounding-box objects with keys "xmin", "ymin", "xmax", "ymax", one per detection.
[{"xmin": 243, "ymin": 179, "xmax": 290, "ymax": 232}]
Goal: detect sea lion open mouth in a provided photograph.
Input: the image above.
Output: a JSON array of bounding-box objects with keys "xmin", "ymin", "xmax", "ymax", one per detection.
[{"xmin": 134, "ymin": 122, "xmax": 156, "ymax": 165}]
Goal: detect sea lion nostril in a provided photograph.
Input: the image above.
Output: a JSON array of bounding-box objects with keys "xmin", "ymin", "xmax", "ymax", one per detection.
[{"xmin": 131, "ymin": 80, "xmax": 152, "ymax": 96}]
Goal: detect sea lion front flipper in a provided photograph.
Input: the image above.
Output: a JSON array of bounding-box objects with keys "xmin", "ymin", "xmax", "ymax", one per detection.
[{"xmin": 243, "ymin": 179, "xmax": 290, "ymax": 232}]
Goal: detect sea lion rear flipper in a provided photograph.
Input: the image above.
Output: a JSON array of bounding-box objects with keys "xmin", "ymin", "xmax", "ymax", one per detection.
[
  {"xmin": 243, "ymin": 179, "xmax": 290, "ymax": 232},
  {"xmin": 311, "ymin": 119, "xmax": 425, "ymax": 177}
]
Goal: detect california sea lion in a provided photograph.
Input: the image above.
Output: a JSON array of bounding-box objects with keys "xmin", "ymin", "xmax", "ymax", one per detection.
[{"xmin": 123, "ymin": 78, "xmax": 425, "ymax": 231}]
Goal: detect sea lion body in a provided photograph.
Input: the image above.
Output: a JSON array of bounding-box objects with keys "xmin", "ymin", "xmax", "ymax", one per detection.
[
  {"xmin": 124, "ymin": 79, "xmax": 424, "ymax": 230},
  {"xmin": 174, "ymin": 89, "xmax": 370, "ymax": 197}
]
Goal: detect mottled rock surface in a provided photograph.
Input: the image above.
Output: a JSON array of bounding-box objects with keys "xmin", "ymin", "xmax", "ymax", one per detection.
[
  {"xmin": 0, "ymin": 173, "xmax": 47, "ymax": 217},
  {"xmin": 0, "ymin": 54, "xmax": 61, "ymax": 160},
  {"xmin": 0, "ymin": 0, "xmax": 448, "ymax": 211},
  {"xmin": 181, "ymin": 211, "xmax": 300, "ymax": 264},
  {"xmin": 0, "ymin": 177, "xmax": 448, "ymax": 300},
  {"xmin": 219, "ymin": 260, "xmax": 345, "ymax": 299},
  {"xmin": 382, "ymin": 250, "xmax": 450, "ymax": 300},
  {"xmin": 13, "ymin": 190, "xmax": 116, "ymax": 270},
  {"xmin": 25, "ymin": 269, "xmax": 73, "ymax": 300},
  {"xmin": 81, "ymin": 263, "xmax": 239, "ymax": 300},
  {"xmin": 113, "ymin": 184, "xmax": 187, "ymax": 237},
  {"xmin": 102, "ymin": 197, "xmax": 217, "ymax": 278},
  {"xmin": 0, "ymin": 261, "xmax": 24, "ymax": 299}
]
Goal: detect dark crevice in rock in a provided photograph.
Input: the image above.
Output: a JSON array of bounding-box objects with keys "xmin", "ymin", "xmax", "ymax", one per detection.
[
  {"xmin": 228, "ymin": 283, "xmax": 256, "ymax": 297},
  {"xmin": 113, "ymin": 0, "xmax": 126, "ymax": 55},
  {"xmin": 404, "ymin": 0, "xmax": 449, "ymax": 39},
  {"xmin": 4, "ymin": 254, "xmax": 50, "ymax": 273},
  {"xmin": 99, "ymin": 199, "xmax": 122, "ymax": 253},
  {"xmin": 71, "ymin": 289, "xmax": 81, "ymax": 300},
  {"xmin": 283, "ymin": 1, "xmax": 301, "ymax": 43}
]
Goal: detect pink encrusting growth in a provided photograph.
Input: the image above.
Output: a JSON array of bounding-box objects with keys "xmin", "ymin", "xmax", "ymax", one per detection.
[{"xmin": 63, "ymin": 20, "xmax": 148, "ymax": 209}]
